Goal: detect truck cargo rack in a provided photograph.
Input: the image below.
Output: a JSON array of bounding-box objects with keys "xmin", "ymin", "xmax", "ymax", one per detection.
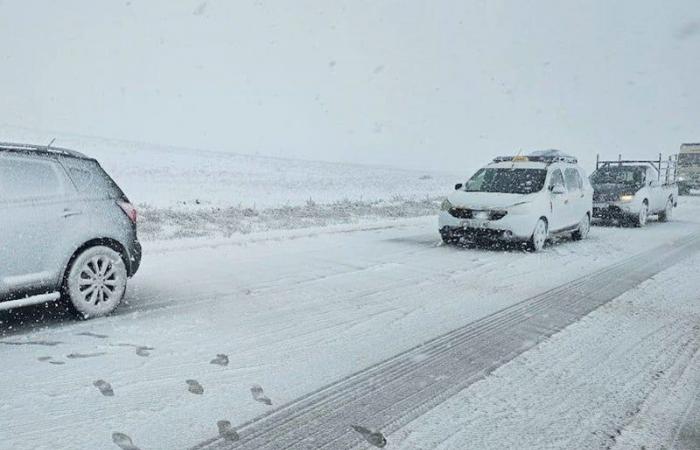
[{"xmin": 596, "ymin": 153, "xmax": 678, "ymax": 185}]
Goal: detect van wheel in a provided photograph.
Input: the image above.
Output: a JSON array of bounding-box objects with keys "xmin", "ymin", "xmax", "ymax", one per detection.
[
  {"xmin": 572, "ymin": 214, "xmax": 590, "ymax": 241},
  {"xmin": 633, "ymin": 202, "xmax": 649, "ymax": 228},
  {"xmin": 527, "ymin": 219, "xmax": 548, "ymax": 252},
  {"xmin": 658, "ymin": 198, "xmax": 673, "ymax": 222},
  {"xmin": 63, "ymin": 246, "xmax": 127, "ymax": 319}
]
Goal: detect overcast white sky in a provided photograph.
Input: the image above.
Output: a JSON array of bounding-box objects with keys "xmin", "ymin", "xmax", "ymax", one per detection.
[{"xmin": 0, "ymin": 0, "xmax": 698, "ymax": 171}]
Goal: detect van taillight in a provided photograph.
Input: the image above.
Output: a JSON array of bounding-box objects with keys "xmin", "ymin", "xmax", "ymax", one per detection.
[{"xmin": 117, "ymin": 200, "xmax": 138, "ymax": 224}]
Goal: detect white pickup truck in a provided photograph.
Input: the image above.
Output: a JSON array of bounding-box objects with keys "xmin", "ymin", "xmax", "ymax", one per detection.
[{"xmin": 590, "ymin": 155, "xmax": 678, "ymax": 227}]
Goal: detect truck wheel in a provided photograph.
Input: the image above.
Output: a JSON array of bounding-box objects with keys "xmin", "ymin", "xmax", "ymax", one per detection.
[
  {"xmin": 658, "ymin": 198, "xmax": 673, "ymax": 222},
  {"xmin": 633, "ymin": 202, "xmax": 649, "ymax": 228}
]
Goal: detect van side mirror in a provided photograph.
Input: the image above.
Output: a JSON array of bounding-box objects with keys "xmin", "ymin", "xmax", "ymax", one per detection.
[
  {"xmin": 551, "ymin": 184, "xmax": 567, "ymax": 195},
  {"xmin": 455, "ymin": 183, "xmax": 463, "ymax": 190}
]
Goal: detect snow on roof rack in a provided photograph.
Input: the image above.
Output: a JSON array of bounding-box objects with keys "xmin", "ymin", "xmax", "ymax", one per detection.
[{"xmin": 492, "ymin": 149, "xmax": 577, "ymax": 164}]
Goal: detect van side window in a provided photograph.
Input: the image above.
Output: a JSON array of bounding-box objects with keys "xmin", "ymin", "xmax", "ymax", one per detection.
[
  {"xmin": 549, "ymin": 169, "xmax": 565, "ymax": 189},
  {"xmin": 564, "ymin": 168, "xmax": 582, "ymax": 192},
  {"xmin": 0, "ymin": 155, "xmax": 64, "ymax": 201}
]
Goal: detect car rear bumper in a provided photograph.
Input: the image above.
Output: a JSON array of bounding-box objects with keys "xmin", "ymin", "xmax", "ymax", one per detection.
[{"xmin": 126, "ymin": 239, "xmax": 142, "ymax": 277}]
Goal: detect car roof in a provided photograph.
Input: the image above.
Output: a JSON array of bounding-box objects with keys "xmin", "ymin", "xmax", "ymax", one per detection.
[{"xmin": 0, "ymin": 142, "xmax": 91, "ymax": 160}]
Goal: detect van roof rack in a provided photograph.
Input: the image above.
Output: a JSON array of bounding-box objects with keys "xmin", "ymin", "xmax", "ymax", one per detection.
[{"xmin": 493, "ymin": 149, "xmax": 577, "ymax": 165}]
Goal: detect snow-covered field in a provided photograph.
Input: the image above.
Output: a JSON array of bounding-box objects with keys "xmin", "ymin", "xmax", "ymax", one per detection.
[
  {"xmin": 1, "ymin": 126, "xmax": 461, "ymax": 239},
  {"xmin": 2, "ymin": 190, "xmax": 700, "ymax": 449}
]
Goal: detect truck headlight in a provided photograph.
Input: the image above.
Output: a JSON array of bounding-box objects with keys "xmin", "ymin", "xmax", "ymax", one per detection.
[
  {"xmin": 441, "ymin": 199, "xmax": 453, "ymax": 211},
  {"xmin": 619, "ymin": 194, "xmax": 634, "ymax": 203}
]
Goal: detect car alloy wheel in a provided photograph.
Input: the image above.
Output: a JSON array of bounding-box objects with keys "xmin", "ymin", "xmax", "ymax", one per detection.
[{"xmin": 66, "ymin": 246, "xmax": 127, "ymax": 318}]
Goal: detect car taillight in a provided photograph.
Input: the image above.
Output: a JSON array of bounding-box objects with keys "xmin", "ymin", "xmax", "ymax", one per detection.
[{"xmin": 117, "ymin": 200, "xmax": 138, "ymax": 224}]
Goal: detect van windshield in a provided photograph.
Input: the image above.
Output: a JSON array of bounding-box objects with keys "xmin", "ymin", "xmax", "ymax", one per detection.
[{"xmin": 464, "ymin": 168, "xmax": 547, "ymax": 194}]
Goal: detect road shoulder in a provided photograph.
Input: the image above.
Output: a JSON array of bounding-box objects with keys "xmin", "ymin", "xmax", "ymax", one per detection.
[{"xmin": 392, "ymin": 253, "xmax": 700, "ymax": 450}]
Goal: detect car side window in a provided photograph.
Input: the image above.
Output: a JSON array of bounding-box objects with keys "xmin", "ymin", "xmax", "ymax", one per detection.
[
  {"xmin": 564, "ymin": 168, "xmax": 581, "ymax": 192},
  {"xmin": 549, "ymin": 169, "xmax": 565, "ymax": 189},
  {"xmin": 60, "ymin": 157, "xmax": 124, "ymax": 199},
  {"xmin": 0, "ymin": 155, "xmax": 65, "ymax": 201}
]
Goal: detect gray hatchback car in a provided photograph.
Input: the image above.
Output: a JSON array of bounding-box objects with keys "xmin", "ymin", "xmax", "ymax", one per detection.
[{"xmin": 0, "ymin": 143, "xmax": 141, "ymax": 319}]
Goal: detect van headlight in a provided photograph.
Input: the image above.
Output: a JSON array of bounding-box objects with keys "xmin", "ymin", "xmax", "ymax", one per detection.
[
  {"xmin": 441, "ymin": 199, "xmax": 453, "ymax": 211},
  {"xmin": 619, "ymin": 194, "xmax": 634, "ymax": 203}
]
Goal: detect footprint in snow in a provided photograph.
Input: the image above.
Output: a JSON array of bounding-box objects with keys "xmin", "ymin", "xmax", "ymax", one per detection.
[
  {"xmin": 37, "ymin": 356, "xmax": 66, "ymax": 365},
  {"xmin": 67, "ymin": 352, "xmax": 107, "ymax": 359},
  {"xmin": 115, "ymin": 343, "xmax": 154, "ymax": 357},
  {"xmin": 351, "ymin": 425, "xmax": 387, "ymax": 448},
  {"xmin": 251, "ymin": 384, "xmax": 272, "ymax": 405},
  {"xmin": 217, "ymin": 420, "xmax": 240, "ymax": 442},
  {"xmin": 77, "ymin": 331, "xmax": 109, "ymax": 339},
  {"xmin": 135, "ymin": 346, "xmax": 153, "ymax": 357},
  {"xmin": 187, "ymin": 379, "xmax": 204, "ymax": 395},
  {"xmin": 210, "ymin": 354, "xmax": 229, "ymax": 366},
  {"xmin": 94, "ymin": 380, "xmax": 114, "ymax": 396},
  {"xmin": 112, "ymin": 432, "xmax": 141, "ymax": 450}
]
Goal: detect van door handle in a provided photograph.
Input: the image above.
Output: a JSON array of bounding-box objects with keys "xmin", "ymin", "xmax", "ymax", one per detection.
[{"xmin": 62, "ymin": 209, "xmax": 83, "ymax": 218}]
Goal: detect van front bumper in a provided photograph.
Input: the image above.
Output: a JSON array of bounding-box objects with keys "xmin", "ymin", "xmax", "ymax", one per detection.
[{"xmin": 438, "ymin": 211, "xmax": 535, "ymax": 242}]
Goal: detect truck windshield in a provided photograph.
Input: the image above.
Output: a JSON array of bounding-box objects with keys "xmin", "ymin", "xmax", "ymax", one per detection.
[
  {"xmin": 678, "ymin": 153, "xmax": 700, "ymax": 167},
  {"xmin": 590, "ymin": 167, "xmax": 644, "ymax": 185},
  {"xmin": 464, "ymin": 168, "xmax": 547, "ymax": 194}
]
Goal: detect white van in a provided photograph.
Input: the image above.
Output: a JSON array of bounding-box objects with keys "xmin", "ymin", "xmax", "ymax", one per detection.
[{"xmin": 439, "ymin": 150, "xmax": 593, "ymax": 251}]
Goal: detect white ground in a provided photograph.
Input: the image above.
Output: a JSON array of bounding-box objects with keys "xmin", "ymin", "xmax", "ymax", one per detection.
[{"xmin": 1, "ymin": 196, "xmax": 699, "ymax": 449}]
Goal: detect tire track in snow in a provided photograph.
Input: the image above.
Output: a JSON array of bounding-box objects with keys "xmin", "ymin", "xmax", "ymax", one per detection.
[{"xmin": 192, "ymin": 231, "xmax": 700, "ymax": 450}]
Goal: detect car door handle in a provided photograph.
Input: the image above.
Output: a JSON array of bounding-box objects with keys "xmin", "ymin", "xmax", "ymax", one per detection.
[{"xmin": 62, "ymin": 209, "xmax": 83, "ymax": 218}]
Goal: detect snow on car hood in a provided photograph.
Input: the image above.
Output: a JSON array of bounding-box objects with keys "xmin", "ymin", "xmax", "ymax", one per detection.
[{"xmin": 447, "ymin": 191, "xmax": 531, "ymax": 209}]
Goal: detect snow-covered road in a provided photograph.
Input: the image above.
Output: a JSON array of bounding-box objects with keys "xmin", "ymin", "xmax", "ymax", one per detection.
[{"xmin": 2, "ymin": 198, "xmax": 700, "ymax": 450}]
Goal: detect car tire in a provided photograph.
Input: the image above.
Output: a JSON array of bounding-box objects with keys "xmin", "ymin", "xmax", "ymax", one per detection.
[
  {"xmin": 633, "ymin": 202, "xmax": 649, "ymax": 228},
  {"xmin": 527, "ymin": 218, "xmax": 548, "ymax": 252},
  {"xmin": 63, "ymin": 245, "xmax": 127, "ymax": 319},
  {"xmin": 658, "ymin": 198, "xmax": 673, "ymax": 222},
  {"xmin": 572, "ymin": 214, "xmax": 591, "ymax": 241}
]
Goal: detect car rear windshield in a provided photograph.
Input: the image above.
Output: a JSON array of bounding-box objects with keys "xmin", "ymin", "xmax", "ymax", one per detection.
[
  {"xmin": 62, "ymin": 158, "xmax": 126, "ymax": 199},
  {"xmin": 590, "ymin": 166, "xmax": 645, "ymax": 185},
  {"xmin": 464, "ymin": 168, "xmax": 547, "ymax": 194}
]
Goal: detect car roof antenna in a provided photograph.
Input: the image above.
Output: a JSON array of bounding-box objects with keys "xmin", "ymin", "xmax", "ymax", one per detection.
[{"xmin": 47, "ymin": 138, "xmax": 56, "ymax": 149}]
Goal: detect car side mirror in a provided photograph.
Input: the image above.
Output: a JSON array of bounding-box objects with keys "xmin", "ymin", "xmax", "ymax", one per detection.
[
  {"xmin": 551, "ymin": 184, "xmax": 567, "ymax": 195},
  {"xmin": 455, "ymin": 183, "xmax": 463, "ymax": 190}
]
